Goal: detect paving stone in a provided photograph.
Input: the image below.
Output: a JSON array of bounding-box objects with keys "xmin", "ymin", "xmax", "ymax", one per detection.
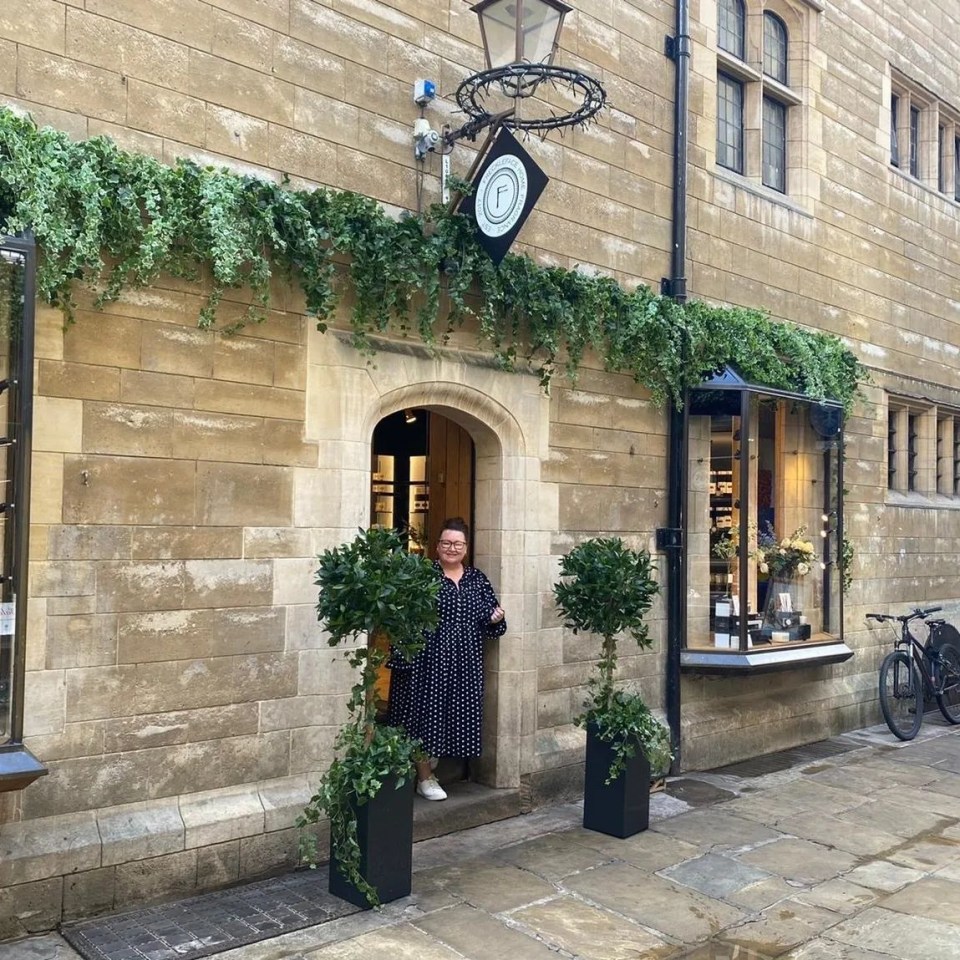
[
  {"xmin": 680, "ymin": 943, "xmax": 772, "ymax": 959},
  {"xmin": 562, "ymin": 863, "xmax": 746, "ymax": 943},
  {"xmin": 0, "ymin": 935, "xmax": 82, "ymax": 960},
  {"xmin": 827, "ymin": 907, "xmax": 960, "ymax": 960},
  {"xmin": 570, "ymin": 825, "xmax": 701, "ymax": 872},
  {"xmin": 885, "ymin": 836, "xmax": 960, "ymax": 872},
  {"xmin": 412, "ymin": 904, "xmax": 557, "ymax": 960},
  {"xmin": 737, "ymin": 839, "xmax": 858, "ymax": 885},
  {"xmin": 411, "ymin": 859, "xmax": 555, "ymax": 913},
  {"xmin": 652, "ymin": 808, "xmax": 784, "ymax": 853},
  {"xmin": 660, "ymin": 853, "xmax": 772, "ymax": 899},
  {"xmin": 719, "ymin": 899, "xmax": 842, "ymax": 957},
  {"xmin": 492, "ymin": 830, "xmax": 614, "ymax": 882},
  {"xmin": 791, "ymin": 879, "xmax": 879, "ymax": 917},
  {"xmin": 784, "ymin": 939, "xmax": 896, "ymax": 959},
  {"xmin": 722, "ymin": 780, "xmax": 862, "ymax": 826},
  {"xmin": 510, "ymin": 895, "xmax": 677, "ymax": 960},
  {"xmin": 800, "ymin": 763, "xmax": 899, "ymax": 797},
  {"xmin": 307, "ymin": 923, "xmax": 461, "ymax": 959},
  {"xmin": 878, "ymin": 875, "xmax": 960, "ymax": 925},
  {"xmin": 833, "ymin": 796, "xmax": 950, "ymax": 840},
  {"xmin": 771, "ymin": 812, "xmax": 902, "ymax": 857},
  {"xmin": 725, "ymin": 876, "xmax": 803, "ymax": 912},
  {"xmin": 841, "ymin": 860, "xmax": 925, "ymax": 893},
  {"xmin": 870, "ymin": 784, "xmax": 960, "ymax": 821},
  {"xmin": 923, "ymin": 771, "xmax": 960, "ymax": 799}
]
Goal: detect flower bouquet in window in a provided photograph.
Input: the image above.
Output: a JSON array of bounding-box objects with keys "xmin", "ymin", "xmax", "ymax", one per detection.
[
  {"xmin": 755, "ymin": 523, "xmax": 815, "ymax": 642},
  {"xmin": 754, "ymin": 523, "xmax": 815, "ymax": 578}
]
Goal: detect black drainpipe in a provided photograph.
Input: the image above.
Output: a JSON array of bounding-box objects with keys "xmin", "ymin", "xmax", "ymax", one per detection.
[{"xmin": 659, "ymin": 0, "xmax": 690, "ymax": 774}]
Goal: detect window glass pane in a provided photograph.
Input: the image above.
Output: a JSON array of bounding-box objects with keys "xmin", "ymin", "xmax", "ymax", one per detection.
[
  {"xmin": 763, "ymin": 13, "xmax": 787, "ymax": 84},
  {"xmin": 939, "ymin": 125, "xmax": 947, "ymax": 192},
  {"xmin": 910, "ymin": 106, "xmax": 920, "ymax": 177},
  {"xmin": 891, "ymin": 95, "xmax": 900, "ymax": 167},
  {"xmin": 0, "ymin": 248, "xmax": 22, "ymax": 740},
  {"xmin": 762, "ymin": 97, "xmax": 787, "ymax": 192},
  {"xmin": 888, "ymin": 410, "xmax": 898, "ymax": 489},
  {"xmin": 686, "ymin": 394, "xmax": 841, "ymax": 651},
  {"xmin": 908, "ymin": 413, "xmax": 919, "ymax": 491},
  {"xmin": 717, "ymin": 0, "xmax": 744, "ymax": 59},
  {"xmin": 955, "ymin": 137, "xmax": 960, "ymax": 201},
  {"xmin": 717, "ymin": 74, "xmax": 743, "ymax": 173}
]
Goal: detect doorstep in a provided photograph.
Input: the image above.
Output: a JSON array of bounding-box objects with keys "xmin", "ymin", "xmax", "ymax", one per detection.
[{"xmin": 413, "ymin": 781, "xmax": 520, "ymax": 842}]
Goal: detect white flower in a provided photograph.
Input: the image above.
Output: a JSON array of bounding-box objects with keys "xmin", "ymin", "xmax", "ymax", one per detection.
[
  {"xmin": 797, "ymin": 562, "xmax": 809, "ymax": 575},
  {"xmin": 759, "ymin": 562, "xmax": 769, "ymax": 573}
]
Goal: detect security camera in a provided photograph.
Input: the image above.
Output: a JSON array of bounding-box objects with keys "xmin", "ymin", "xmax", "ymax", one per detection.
[{"xmin": 413, "ymin": 119, "xmax": 442, "ymax": 160}]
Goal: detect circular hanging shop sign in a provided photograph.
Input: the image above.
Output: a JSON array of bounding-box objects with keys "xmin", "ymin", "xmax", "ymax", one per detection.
[
  {"xmin": 458, "ymin": 129, "xmax": 549, "ymax": 266},
  {"xmin": 475, "ymin": 155, "xmax": 529, "ymax": 238}
]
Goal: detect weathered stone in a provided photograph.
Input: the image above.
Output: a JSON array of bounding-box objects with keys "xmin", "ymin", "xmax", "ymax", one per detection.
[
  {"xmin": 130, "ymin": 526, "xmax": 242, "ymax": 560},
  {"xmin": 196, "ymin": 462, "xmax": 293, "ymax": 526},
  {"xmin": 180, "ymin": 783, "xmax": 264, "ymax": 848},
  {"xmin": 117, "ymin": 606, "xmax": 284, "ymax": 662},
  {"xmin": 0, "ymin": 812, "xmax": 100, "ymax": 887},
  {"xmin": 98, "ymin": 796, "xmax": 184, "ymax": 866},
  {"xmin": 238, "ymin": 827, "xmax": 299, "ymax": 878},
  {"xmin": 196, "ymin": 840, "xmax": 240, "ymax": 888},
  {"xmin": 113, "ymin": 849, "xmax": 199, "ymax": 908},
  {"xmin": 102, "ymin": 703, "xmax": 259, "ymax": 753},
  {"xmin": 0, "ymin": 878, "xmax": 63, "ymax": 942},
  {"xmin": 62, "ymin": 456, "xmax": 197, "ymax": 525},
  {"xmin": 61, "ymin": 867, "xmax": 116, "ymax": 921},
  {"xmin": 509, "ymin": 896, "xmax": 675, "ymax": 960}
]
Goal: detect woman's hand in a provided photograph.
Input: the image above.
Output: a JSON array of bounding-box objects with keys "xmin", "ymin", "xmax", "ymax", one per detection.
[{"xmin": 489, "ymin": 605, "xmax": 505, "ymax": 625}]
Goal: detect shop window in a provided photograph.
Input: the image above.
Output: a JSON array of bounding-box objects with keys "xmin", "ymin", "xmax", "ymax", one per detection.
[
  {"xmin": 0, "ymin": 235, "xmax": 45, "ymax": 792},
  {"xmin": 682, "ymin": 373, "xmax": 850, "ymax": 673}
]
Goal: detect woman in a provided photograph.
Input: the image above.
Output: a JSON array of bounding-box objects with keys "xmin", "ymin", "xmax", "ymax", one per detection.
[{"xmin": 388, "ymin": 517, "xmax": 506, "ymax": 800}]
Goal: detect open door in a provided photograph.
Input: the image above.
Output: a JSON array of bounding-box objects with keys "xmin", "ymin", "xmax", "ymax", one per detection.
[{"xmin": 369, "ymin": 409, "xmax": 474, "ymax": 714}]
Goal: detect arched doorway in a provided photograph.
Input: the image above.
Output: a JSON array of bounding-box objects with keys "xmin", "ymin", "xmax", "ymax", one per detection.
[
  {"xmin": 370, "ymin": 409, "xmax": 475, "ymax": 562},
  {"xmin": 369, "ymin": 409, "xmax": 477, "ymax": 783}
]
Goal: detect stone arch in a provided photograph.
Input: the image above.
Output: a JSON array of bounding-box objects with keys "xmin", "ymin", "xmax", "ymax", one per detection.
[{"xmin": 304, "ymin": 330, "xmax": 555, "ymax": 789}]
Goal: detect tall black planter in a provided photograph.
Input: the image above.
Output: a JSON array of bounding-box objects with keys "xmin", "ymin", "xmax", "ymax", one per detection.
[
  {"xmin": 583, "ymin": 724, "xmax": 651, "ymax": 838},
  {"xmin": 328, "ymin": 775, "xmax": 415, "ymax": 909}
]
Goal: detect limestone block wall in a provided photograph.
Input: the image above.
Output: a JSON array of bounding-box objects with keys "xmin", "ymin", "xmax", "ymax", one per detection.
[
  {"xmin": 680, "ymin": 0, "xmax": 960, "ymax": 767},
  {"xmin": 2, "ymin": 0, "xmax": 960, "ymax": 935}
]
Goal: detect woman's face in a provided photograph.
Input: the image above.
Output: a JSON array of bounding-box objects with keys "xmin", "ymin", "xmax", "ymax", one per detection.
[{"xmin": 437, "ymin": 529, "xmax": 468, "ymax": 562}]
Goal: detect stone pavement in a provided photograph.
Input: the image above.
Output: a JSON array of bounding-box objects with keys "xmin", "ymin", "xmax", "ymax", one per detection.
[{"xmin": 8, "ymin": 717, "xmax": 960, "ymax": 960}]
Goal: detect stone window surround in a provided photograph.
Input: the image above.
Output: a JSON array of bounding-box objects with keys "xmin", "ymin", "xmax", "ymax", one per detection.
[
  {"xmin": 886, "ymin": 396, "xmax": 936, "ymax": 499},
  {"xmin": 707, "ymin": 0, "xmax": 819, "ymax": 207},
  {"xmin": 887, "ymin": 68, "xmax": 960, "ymax": 202},
  {"xmin": 304, "ymin": 326, "xmax": 555, "ymax": 790}
]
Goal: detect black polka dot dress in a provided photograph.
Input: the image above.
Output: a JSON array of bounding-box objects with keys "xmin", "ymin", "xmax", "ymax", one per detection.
[{"xmin": 388, "ymin": 562, "xmax": 506, "ymax": 758}]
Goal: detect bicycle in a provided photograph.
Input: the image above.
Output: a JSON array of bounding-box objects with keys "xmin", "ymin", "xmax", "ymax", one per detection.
[{"xmin": 866, "ymin": 606, "xmax": 960, "ymax": 740}]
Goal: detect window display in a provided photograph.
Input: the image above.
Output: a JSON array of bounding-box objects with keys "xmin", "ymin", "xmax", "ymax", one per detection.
[{"xmin": 683, "ymin": 376, "xmax": 847, "ymax": 669}]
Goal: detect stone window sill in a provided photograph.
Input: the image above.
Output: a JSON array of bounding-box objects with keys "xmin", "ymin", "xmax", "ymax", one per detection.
[{"xmin": 0, "ymin": 743, "xmax": 48, "ymax": 792}]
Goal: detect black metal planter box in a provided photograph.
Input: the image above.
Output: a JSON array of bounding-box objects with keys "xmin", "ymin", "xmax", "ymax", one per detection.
[
  {"xmin": 329, "ymin": 775, "xmax": 415, "ymax": 909},
  {"xmin": 583, "ymin": 725, "xmax": 651, "ymax": 839}
]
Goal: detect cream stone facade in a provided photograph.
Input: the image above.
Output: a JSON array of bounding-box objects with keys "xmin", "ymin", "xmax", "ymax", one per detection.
[{"xmin": 1, "ymin": 0, "xmax": 960, "ymax": 938}]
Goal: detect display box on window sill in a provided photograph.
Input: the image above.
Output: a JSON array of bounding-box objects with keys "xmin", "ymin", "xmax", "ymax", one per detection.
[
  {"xmin": 756, "ymin": 624, "xmax": 812, "ymax": 644},
  {"xmin": 714, "ymin": 615, "xmax": 762, "ymax": 648}
]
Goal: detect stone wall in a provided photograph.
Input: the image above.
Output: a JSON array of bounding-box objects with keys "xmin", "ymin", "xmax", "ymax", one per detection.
[{"xmin": 1, "ymin": 0, "xmax": 960, "ymax": 936}]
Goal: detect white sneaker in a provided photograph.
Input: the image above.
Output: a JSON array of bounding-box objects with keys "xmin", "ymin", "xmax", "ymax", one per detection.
[{"xmin": 416, "ymin": 777, "xmax": 447, "ymax": 801}]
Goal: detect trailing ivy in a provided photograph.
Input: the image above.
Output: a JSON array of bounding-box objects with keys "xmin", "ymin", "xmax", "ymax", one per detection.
[{"xmin": 0, "ymin": 108, "xmax": 863, "ymax": 409}]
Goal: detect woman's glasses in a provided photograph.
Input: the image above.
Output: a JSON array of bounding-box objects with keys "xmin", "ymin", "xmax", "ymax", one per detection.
[{"xmin": 438, "ymin": 540, "xmax": 467, "ymax": 551}]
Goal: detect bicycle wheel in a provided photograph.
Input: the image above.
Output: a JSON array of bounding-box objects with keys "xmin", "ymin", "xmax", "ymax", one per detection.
[
  {"xmin": 879, "ymin": 650, "xmax": 923, "ymax": 740},
  {"xmin": 937, "ymin": 644, "xmax": 960, "ymax": 724}
]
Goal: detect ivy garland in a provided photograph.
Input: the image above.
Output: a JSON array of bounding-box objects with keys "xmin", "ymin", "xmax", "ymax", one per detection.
[{"xmin": 0, "ymin": 108, "xmax": 864, "ymax": 409}]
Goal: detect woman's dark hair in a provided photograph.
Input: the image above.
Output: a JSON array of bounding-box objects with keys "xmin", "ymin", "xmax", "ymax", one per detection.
[{"xmin": 439, "ymin": 517, "xmax": 469, "ymax": 540}]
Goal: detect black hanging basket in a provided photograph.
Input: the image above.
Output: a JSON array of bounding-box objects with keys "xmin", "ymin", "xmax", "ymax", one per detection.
[
  {"xmin": 328, "ymin": 774, "xmax": 415, "ymax": 909},
  {"xmin": 582, "ymin": 724, "xmax": 651, "ymax": 839}
]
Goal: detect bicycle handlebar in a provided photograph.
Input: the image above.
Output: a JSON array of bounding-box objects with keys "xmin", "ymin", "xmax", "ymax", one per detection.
[{"xmin": 866, "ymin": 606, "xmax": 943, "ymax": 624}]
